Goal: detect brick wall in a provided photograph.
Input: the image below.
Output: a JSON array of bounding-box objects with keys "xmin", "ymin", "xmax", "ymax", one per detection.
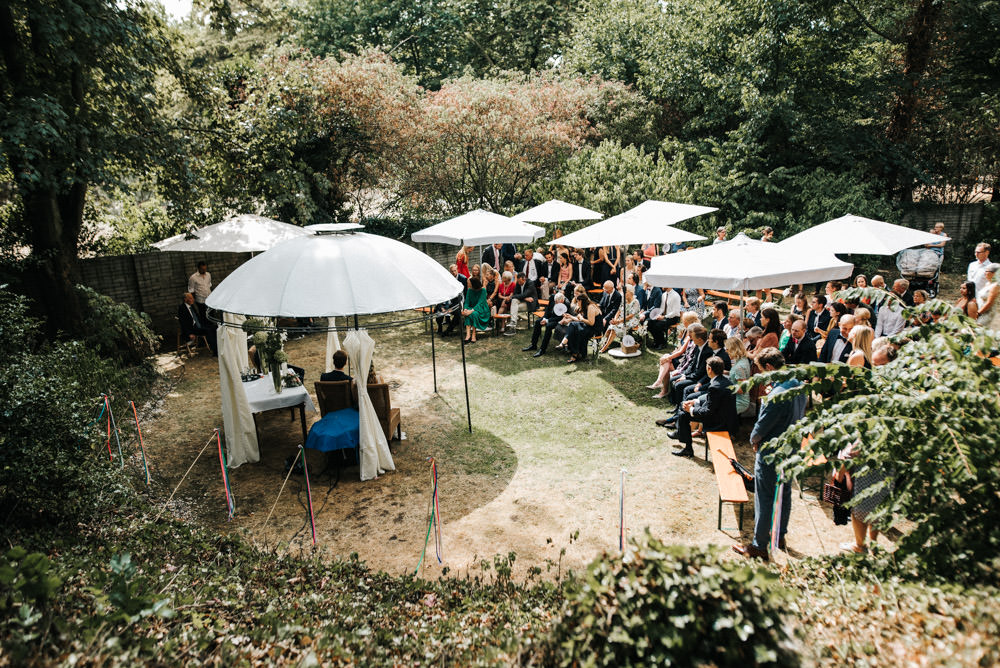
[{"xmin": 78, "ymin": 251, "xmax": 251, "ymax": 338}]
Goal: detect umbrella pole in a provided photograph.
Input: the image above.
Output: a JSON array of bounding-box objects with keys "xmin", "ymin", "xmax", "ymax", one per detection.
[
  {"xmin": 739, "ymin": 290, "xmax": 745, "ymax": 336},
  {"xmin": 460, "ymin": 313, "xmax": 472, "ymax": 433},
  {"xmin": 430, "ymin": 314, "xmax": 438, "ymax": 393}
]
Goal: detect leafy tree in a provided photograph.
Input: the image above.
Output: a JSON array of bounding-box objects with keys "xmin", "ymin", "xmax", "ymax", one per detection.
[
  {"xmin": 395, "ymin": 74, "xmax": 597, "ymax": 215},
  {"xmin": 744, "ymin": 306, "xmax": 1000, "ymax": 584},
  {"xmin": 291, "ymin": 0, "xmax": 578, "ymax": 88},
  {"xmin": 0, "ymin": 0, "xmax": 174, "ymax": 334}
]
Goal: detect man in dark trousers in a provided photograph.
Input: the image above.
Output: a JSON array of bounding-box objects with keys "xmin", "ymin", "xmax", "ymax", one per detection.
[
  {"xmin": 178, "ymin": 292, "xmax": 217, "ymax": 355},
  {"xmin": 522, "ymin": 292, "xmax": 565, "ymax": 357},
  {"xmin": 508, "ymin": 272, "xmax": 538, "ymax": 333},
  {"xmin": 660, "ymin": 324, "xmax": 709, "ymax": 410},
  {"xmin": 781, "ymin": 319, "xmax": 818, "ymax": 365},
  {"xmin": 733, "ymin": 348, "xmax": 807, "ymax": 561},
  {"xmin": 597, "ymin": 280, "xmax": 622, "ymax": 330},
  {"xmin": 668, "ymin": 356, "xmax": 739, "ymax": 457}
]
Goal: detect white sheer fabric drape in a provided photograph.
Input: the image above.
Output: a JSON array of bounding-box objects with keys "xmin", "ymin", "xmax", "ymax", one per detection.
[
  {"xmin": 342, "ymin": 329, "xmax": 395, "ymax": 481},
  {"xmin": 217, "ymin": 313, "xmax": 259, "ymax": 468},
  {"xmin": 324, "ymin": 317, "xmax": 341, "ymax": 372}
]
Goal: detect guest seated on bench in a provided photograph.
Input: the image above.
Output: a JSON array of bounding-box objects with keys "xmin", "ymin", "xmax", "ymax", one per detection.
[
  {"xmin": 562, "ymin": 293, "xmax": 601, "ymax": 363},
  {"xmin": 320, "ymin": 350, "xmax": 352, "ymax": 382},
  {"xmin": 599, "ymin": 285, "xmax": 642, "ymax": 353},
  {"xmin": 646, "ymin": 312, "xmax": 701, "ymax": 398},
  {"xmin": 462, "ymin": 277, "xmax": 491, "ymax": 343},
  {"xmin": 668, "ymin": 356, "xmax": 739, "ymax": 457}
]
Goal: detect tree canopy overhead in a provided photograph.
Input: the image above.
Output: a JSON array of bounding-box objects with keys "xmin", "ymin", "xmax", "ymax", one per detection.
[{"xmin": 0, "ymin": 0, "xmax": 174, "ymax": 331}]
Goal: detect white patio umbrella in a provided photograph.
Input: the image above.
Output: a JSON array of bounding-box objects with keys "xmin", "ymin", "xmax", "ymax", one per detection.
[
  {"xmin": 549, "ymin": 200, "xmax": 712, "ymax": 248},
  {"xmin": 644, "ymin": 233, "xmax": 853, "ymax": 291},
  {"xmin": 410, "ymin": 209, "xmax": 545, "ymax": 246},
  {"xmin": 207, "ymin": 228, "xmax": 470, "ymax": 476},
  {"xmin": 512, "ymin": 199, "xmax": 603, "ymax": 224},
  {"xmin": 153, "ymin": 213, "xmax": 310, "ymax": 253},
  {"xmin": 206, "ymin": 231, "xmax": 461, "ymax": 317},
  {"xmin": 779, "ymin": 214, "xmax": 949, "ymax": 255}
]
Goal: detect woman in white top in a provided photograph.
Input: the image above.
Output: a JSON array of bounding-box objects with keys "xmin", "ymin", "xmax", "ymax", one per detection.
[{"xmin": 976, "ymin": 264, "xmax": 999, "ymax": 327}]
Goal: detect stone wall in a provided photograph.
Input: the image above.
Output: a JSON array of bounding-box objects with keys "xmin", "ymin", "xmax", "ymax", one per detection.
[{"xmin": 901, "ymin": 203, "xmax": 983, "ymax": 243}]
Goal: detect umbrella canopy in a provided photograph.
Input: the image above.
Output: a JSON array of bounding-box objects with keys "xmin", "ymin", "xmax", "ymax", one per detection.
[
  {"xmin": 206, "ymin": 230, "xmax": 462, "ymax": 318},
  {"xmin": 410, "ymin": 209, "xmax": 545, "ymax": 246},
  {"xmin": 153, "ymin": 214, "xmax": 310, "ymax": 253},
  {"xmin": 511, "ymin": 199, "xmax": 603, "ymax": 224},
  {"xmin": 644, "ymin": 233, "xmax": 853, "ymax": 291},
  {"xmin": 779, "ymin": 214, "xmax": 949, "ymax": 255},
  {"xmin": 549, "ymin": 200, "xmax": 713, "ymax": 248}
]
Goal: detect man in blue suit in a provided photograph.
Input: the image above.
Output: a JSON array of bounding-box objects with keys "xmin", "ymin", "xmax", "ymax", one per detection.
[{"xmin": 733, "ymin": 348, "xmax": 807, "ymax": 561}]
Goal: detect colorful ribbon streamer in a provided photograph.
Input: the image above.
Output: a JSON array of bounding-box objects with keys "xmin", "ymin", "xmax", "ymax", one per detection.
[
  {"xmin": 103, "ymin": 395, "xmax": 113, "ymax": 461},
  {"xmin": 415, "ymin": 457, "xmax": 443, "ymax": 573},
  {"xmin": 298, "ymin": 444, "xmax": 317, "ymax": 545},
  {"xmin": 770, "ymin": 479, "xmax": 785, "ymax": 553},
  {"xmin": 215, "ymin": 429, "xmax": 235, "ymax": 520},
  {"xmin": 104, "ymin": 393, "xmax": 124, "ymax": 466},
  {"xmin": 129, "ymin": 401, "xmax": 151, "ymax": 486},
  {"xmin": 619, "ymin": 468, "xmax": 627, "ymax": 552}
]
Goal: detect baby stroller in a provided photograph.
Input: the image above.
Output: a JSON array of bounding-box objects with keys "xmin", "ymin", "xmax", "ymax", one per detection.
[{"xmin": 896, "ymin": 248, "xmax": 942, "ymax": 297}]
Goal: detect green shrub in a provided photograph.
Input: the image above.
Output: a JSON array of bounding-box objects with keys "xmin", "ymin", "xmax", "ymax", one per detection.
[
  {"xmin": 76, "ymin": 285, "xmax": 160, "ymax": 366},
  {"xmin": 0, "ymin": 290, "xmax": 154, "ymax": 526},
  {"xmin": 542, "ymin": 533, "xmax": 799, "ymax": 666}
]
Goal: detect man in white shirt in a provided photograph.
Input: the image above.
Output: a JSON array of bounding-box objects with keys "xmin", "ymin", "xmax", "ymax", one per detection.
[
  {"xmin": 968, "ymin": 243, "xmax": 992, "ymax": 292},
  {"xmin": 187, "ymin": 261, "xmax": 212, "ymax": 320},
  {"xmin": 712, "ymin": 227, "xmax": 727, "ymax": 244},
  {"xmin": 648, "ymin": 287, "xmax": 682, "ymax": 349},
  {"xmin": 874, "ymin": 302, "xmax": 905, "ymax": 338}
]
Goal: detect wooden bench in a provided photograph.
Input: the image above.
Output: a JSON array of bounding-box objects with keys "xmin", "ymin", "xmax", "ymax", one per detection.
[
  {"xmin": 708, "ymin": 431, "xmax": 749, "ymax": 532},
  {"xmin": 705, "ymin": 290, "xmax": 743, "ymax": 307},
  {"xmin": 798, "ymin": 434, "xmax": 828, "ymax": 497},
  {"xmin": 493, "ymin": 313, "xmax": 512, "ymax": 335}
]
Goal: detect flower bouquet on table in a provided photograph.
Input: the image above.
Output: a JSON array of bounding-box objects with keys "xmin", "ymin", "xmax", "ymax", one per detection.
[{"xmin": 242, "ymin": 318, "xmax": 289, "ymax": 393}]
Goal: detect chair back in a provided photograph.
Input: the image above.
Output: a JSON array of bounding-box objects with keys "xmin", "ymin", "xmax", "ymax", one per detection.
[
  {"xmin": 314, "ymin": 381, "xmax": 354, "ymax": 416},
  {"xmin": 366, "ymin": 382, "xmax": 391, "ymax": 415}
]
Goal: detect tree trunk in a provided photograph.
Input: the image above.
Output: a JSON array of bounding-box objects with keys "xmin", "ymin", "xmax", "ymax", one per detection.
[
  {"xmin": 25, "ymin": 184, "xmax": 87, "ymax": 336},
  {"xmin": 885, "ymin": 0, "xmax": 943, "ymax": 201}
]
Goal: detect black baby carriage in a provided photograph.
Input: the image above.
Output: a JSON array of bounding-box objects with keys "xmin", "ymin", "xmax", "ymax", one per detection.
[{"xmin": 896, "ymin": 248, "xmax": 942, "ymax": 297}]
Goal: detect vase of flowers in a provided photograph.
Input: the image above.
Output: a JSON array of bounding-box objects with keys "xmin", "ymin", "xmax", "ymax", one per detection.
[{"xmin": 243, "ymin": 318, "xmax": 288, "ymax": 393}]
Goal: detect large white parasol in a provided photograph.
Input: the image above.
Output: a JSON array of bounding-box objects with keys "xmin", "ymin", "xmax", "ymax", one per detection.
[
  {"xmin": 644, "ymin": 233, "xmax": 853, "ymax": 291},
  {"xmin": 206, "ymin": 230, "xmax": 462, "ymax": 317},
  {"xmin": 549, "ymin": 200, "xmax": 712, "ymax": 248},
  {"xmin": 410, "ymin": 209, "xmax": 545, "ymax": 246},
  {"xmin": 153, "ymin": 214, "xmax": 310, "ymax": 253},
  {"xmin": 512, "ymin": 199, "xmax": 603, "ymax": 224},
  {"xmin": 779, "ymin": 214, "xmax": 949, "ymax": 255}
]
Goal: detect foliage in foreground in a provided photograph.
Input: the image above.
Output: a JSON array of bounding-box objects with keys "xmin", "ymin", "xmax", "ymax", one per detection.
[
  {"xmin": 742, "ymin": 308, "xmax": 1000, "ymax": 585},
  {"xmin": 0, "ymin": 290, "xmax": 155, "ymax": 526},
  {"xmin": 0, "ymin": 513, "xmax": 562, "ymax": 666},
  {"xmin": 541, "ymin": 533, "xmax": 799, "ymax": 667}
]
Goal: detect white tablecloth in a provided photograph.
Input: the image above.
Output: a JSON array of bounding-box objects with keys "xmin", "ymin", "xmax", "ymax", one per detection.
[{"xmin": 243, "ymin": 376, "xmax": 317, "ymax": 414}]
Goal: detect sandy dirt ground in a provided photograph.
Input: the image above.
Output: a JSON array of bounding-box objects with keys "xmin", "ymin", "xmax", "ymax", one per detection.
[{"xmin": 143, "ymin": 323, "xmax": 886, "ymax": 581}]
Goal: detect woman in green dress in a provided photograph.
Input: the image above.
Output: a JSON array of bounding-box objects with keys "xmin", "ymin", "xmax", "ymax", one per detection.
[{"xmin": 463, "ymin": 277, "xmax": 491, "ymax": 343}]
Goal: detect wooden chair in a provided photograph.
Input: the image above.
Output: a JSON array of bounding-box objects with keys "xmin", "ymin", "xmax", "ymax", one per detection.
[
  {"xmin": 352, "ymin": 382, "xmax": 402, "ymax": 441},
  {"xmin": 175, "ymin": 317, "xmax": 209, "ymax": 357},
  {"xmin": 314, "ymin": 381, "xmax": 355, "ymax": 417}
]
